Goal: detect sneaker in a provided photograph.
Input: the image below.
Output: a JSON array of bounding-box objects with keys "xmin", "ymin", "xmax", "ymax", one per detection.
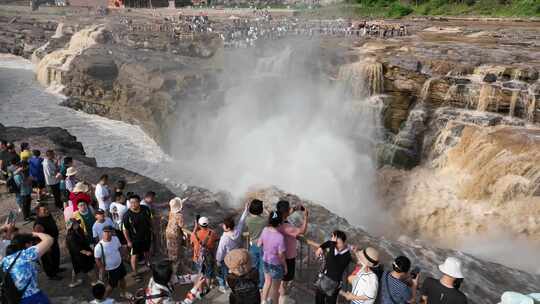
[{"xmin": 68, "ymin": 279, "xmax": 83, "ymax": 288}]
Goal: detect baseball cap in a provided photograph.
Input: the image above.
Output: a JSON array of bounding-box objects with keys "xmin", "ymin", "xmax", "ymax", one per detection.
[{"xmin": 198, "ymin": 217, "xmax": 209, "ymax": 227}]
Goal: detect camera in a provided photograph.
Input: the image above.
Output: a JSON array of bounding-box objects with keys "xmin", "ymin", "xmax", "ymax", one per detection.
[{"xmin": 411, "ymin": 266, "xmax": 421, "ymax": 279}]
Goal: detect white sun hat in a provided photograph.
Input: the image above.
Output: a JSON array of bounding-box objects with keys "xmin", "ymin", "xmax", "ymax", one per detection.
[{"xmin": 438, "ymin": 257, "xmax": 464, "ymax": 279}]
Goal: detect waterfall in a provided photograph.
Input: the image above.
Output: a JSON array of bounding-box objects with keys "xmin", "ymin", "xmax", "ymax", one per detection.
[
  {"xmin": 420, "ymin": 77, "xmax": 435, "ymax": 103},
  {"xmin": 477, "ymin": 84, "xmax": 495, "ymax": 112},
  {"xmin": 444, "ymin": 84, "xmax": 458, "ymax": 104},
  {"xmin": 254, "ymin": 46, "xmax": 293, "ymax": 76},
  {"xmin": 36, "ymin": 25, "xmax": 107, "ymax": 87},
  {"xmin": 52, "ymin": 22, "xmax": 64, "ymax": 39},
  {"xmin": 168, "ymin": 45, "xmax": 385, "ymax": 230},
  {"xmin": 527, "ymin": 87, "xmax": 537, "ymax": 123},
  {"xmin": 338, "ymin": 60, "xmax": 384, "ymax": 98},
  {"xmin": 509, "ymin": 90, "xmax": 520, "ymax": 117}
]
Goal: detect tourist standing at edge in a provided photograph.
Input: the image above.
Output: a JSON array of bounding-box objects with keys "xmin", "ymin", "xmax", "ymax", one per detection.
[
  {"xmin": 122, "ymin": 194, "xmax": 153, "ymax": 282},
  {"xmin": 1, "ymin": 232, "xmax": 54, "ymax": 304},
  {"xmin": 276, "ymin": 200, "xmax": 309, "ymax": 304},
  {"xmin": 215, "ymin": 200, "xmax": 250, "ymax": 293},
  {"xmin": 379, "ymin": 255, "xmax": 419, "ymax": 304},
  {"xmin": 315, "ymin": 230, "xmax": 353, "ymax": 304},
  {"xmin": 94, "ymin": 225, "xmax": 131, "ymax": 299},
  {"xmin": 33, "ymin": 203, "xmax": 62, "ymax": 281},
  {"xmin": 14, "ymin": 161, "xmax": 33, "ymax": 221},
  {"xmin": 340, "ymin": 247, "xmax": 380, "ymax": 304},
  {"xmin": 245, "ymin": 199, "xmax": 266, "ymax": 289},
  {"xmin": 421, "ymin": 257, "xmax": 467, "ymax": 304},
  {"xmin": 65, "ymin": 218, "xmax": 95, "ymax": 288},
  {"xmin": 166, "ymin": 197, "xmax": 186, "ymax": 274},
  {"xmin": 258, "ymin": 211, "xmax": 287, "ymax": 304},
  {"xmin": 190, "ymin": 215, "xmax": 219, "ymax": 279},
  {"xmin": 95, "ymin": 175, "xmax": 112, "ymax": 213},
  {"xmin": 42, "ymin": 150, "xmax": 63, "ymax": 209},
  {"xmin": 19, "ymin": 142, "xmax": 31, "ymax": 162},
  {"xmin": 29, "ymin": 150, "xmax": 46, "ymax": 202}
]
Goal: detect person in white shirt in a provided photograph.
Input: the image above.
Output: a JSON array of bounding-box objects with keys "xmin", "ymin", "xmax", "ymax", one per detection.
[
  {"xmin": 42, "ymin": 150, "xmax": 63, "ymax": 209},
  {"xmin": 95, "ymin": 175, "xmax": 112, "ymax": 212},
  {"xmin": 92, "ymin": 209, "xmax": 115, "ymax": 244},
  {"xmin": 94, "ymin": 226, "xmax": 131, "ymax": 299},
  {"xmin": 109, "ymin": 193, "xmax": 127, "ymax": 231},
  {"xmin": 90, "ymin": 281, "xmax": 115, "ymax": 304},
  {"xmin": 340, "ymin": 247, "xmax": 380, "ymax": 304}
]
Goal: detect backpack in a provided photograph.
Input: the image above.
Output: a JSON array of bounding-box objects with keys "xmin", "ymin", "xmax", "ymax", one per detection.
[
  {"xmin": 373, "ymin": 264, "xmax": 385, "ymax": 304},
  {"xmin": 227, "ymin": 271, "xmax": 261, "ymax": 304},
  {"xmin": 6, "ymin": 174, "xmax": 19, "ymax": 194},
  {"xmin": 0, "ymin": 251, "xmax": 31, "ymax": 304},
  {"xmin": 193, "ymin": 230, "xmax": 214, "ymax": 272}
]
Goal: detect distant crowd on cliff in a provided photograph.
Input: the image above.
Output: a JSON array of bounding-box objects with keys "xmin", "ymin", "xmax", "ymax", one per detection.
[
  {"xmin": 120, "ymin": 11, "xmax": 409, "ymax": 48},
  {"xmin": 0, "ymin": 139, "xmax": 473, "ymax": 304}
]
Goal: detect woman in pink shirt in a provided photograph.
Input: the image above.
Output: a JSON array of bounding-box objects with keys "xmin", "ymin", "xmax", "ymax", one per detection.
[{"xmin": 258, "ymin": 211, "xmax": 287, "ymax": 304}]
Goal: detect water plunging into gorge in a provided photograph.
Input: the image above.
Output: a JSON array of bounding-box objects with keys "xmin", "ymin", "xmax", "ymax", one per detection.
[{"xmin": 167, "ymin": 43, "xmax": 388, "ymax": 232}]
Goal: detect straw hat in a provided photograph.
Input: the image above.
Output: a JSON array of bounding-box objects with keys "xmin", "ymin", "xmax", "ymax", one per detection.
[
  {"xmin": 225, "ymin": 249, "xmax": 251, "ymax": 276},
  {"xmin": 73, "ymin": 182, "xmax": 89, "ymax": 193},
  {"xmin": 439, "ymin": 257, "xmax": 464, "ymax": 279},
  {"xmin": 169, "ymin": 197, "xmax": 187, "ymax": 213},
  {"xmin": 66, "ymin": 167, "xmax": 78, "ymax": 177},
  {"xmin": 356, "ymin": 247, "xmax": 380, "ymax": 268}
]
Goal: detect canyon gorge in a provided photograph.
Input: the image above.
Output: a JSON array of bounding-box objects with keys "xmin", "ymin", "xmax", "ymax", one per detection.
[{"xmin": 1, "ymin": 6, "xmax": 540, "ymax": 303}]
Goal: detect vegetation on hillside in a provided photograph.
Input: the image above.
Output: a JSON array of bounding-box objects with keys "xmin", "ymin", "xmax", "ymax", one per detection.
[{"xmin": 300, "ymin": 0, "xmax": 540, "ymax": 18}]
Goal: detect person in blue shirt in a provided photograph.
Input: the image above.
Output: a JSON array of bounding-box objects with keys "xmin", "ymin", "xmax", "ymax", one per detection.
[
  {"xmin": 14, "ymin": 161, "xmax": 33, "ymax": 221},
  {"xmin": 1, "ymin": 231, "xmax": 54, "ymax": 304},
  {"xmin": 29, "ymin": 150, "xmax": 45, "ymax": 202},
  {"xmin": 379, "ymin": 256, "xmax": 419, "ymax": 304}
]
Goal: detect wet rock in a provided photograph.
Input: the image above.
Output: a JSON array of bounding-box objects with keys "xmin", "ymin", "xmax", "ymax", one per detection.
[{"xmin": 483, "ymin": 73, "xmax": 498, "ymax": 83}]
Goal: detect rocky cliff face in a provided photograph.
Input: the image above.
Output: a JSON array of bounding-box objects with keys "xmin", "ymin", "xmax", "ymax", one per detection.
[
  {"xmin": 0, "ymin": 16, "xmax": 58, "ymax": 58},
  {"xmin": 32, "ymin": 23, "xmax": 223, "ymax": 148}
]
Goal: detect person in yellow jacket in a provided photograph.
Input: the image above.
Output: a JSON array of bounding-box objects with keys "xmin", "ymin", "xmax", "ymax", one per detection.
[{"xmin": 72, "ymin": 202, "xmax": 96, "ymax": 244}]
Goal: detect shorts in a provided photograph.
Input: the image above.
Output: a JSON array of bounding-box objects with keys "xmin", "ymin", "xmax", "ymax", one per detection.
[
  {"xmin": 107, "ymin": 263, "xmax": 127, "ymax": 288},
  {"xmin": 263, "ymin": 262, "xmax": 284, "ymax": 280},
  {"xmin": 131, "ymin": 239, "xmax": 151, "ymax": 255},
  {"xmin": 32, "ymin": 180, "xmax": 45, "ymax": 189},
  {"xmin": 282, "ymin": 258, "xmax": 296, "ymax": 282}
]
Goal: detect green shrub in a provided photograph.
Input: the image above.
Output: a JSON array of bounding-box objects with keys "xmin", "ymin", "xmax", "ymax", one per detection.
[{"xmin": 387, "ymin": 2, "xmax": 413, "ymax": 17}]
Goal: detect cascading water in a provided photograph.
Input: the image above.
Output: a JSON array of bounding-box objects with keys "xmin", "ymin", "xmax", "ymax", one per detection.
[
  {"xmin": 477, "ymin": 83, "xmax": 495, "ymax": 112},
  {"xmin": 527, "ymin": 86, "xmax": 537, "ymax": 122},
  {"xmin": 167, "ymin": 44, "xmax": 387, "ymax": 231},
  {"xmin": 420, "ymin": 77, "xmax": 436, "ymax": 103}
]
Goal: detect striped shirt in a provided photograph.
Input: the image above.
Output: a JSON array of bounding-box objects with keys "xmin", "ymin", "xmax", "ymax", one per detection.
[{"xmin": 380, "ymin": 271, "xmax": 411, "ymax": 304}]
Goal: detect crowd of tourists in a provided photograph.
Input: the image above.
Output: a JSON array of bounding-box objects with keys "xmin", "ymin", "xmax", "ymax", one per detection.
[
  {"xmin": 122, "ymin": 12, "xmax": 409, "ymax": 49},
  {"xmin": 1, "ymin": 139, "xmax": 469, "ymax": 304}
]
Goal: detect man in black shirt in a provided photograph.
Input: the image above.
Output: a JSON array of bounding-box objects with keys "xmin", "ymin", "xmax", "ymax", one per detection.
[
  {"xmin": 34, "ymin": 203, "xmax": 62, "ymax": 280},
  {"xmin": 315, "ymin": 230, "xmax": 352, "ymax": 304},
  {"xmin": 122, "ymin": 194, "xmax": 152, "ymax": 281},
  {"xmin": 421, "ymin": 257, "xmax": 468, "ymax": 304}
]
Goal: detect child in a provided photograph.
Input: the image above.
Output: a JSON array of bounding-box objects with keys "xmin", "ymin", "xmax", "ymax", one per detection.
[{"xmin": 90, "ymin": 282, "xmax": 115, "ymax": 304}]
